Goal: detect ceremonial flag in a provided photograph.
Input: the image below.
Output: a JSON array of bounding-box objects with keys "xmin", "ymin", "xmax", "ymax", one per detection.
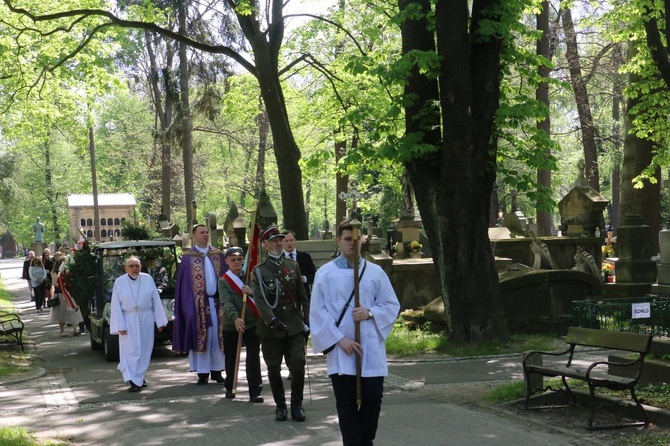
[{"xmin": 242, "ymin": 221, "xmax": 261, "ymax": 278}]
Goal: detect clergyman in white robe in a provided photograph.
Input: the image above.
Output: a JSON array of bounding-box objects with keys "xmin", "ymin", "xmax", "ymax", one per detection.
[{"xmin": 110, "ymin": 260, "xmax": 168, "ymax": 391}]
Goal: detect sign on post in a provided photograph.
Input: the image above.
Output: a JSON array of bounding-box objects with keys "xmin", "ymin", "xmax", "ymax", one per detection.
[{"xmin": 631, "ymin": 302, "xmax": 651, "ymax": 319}]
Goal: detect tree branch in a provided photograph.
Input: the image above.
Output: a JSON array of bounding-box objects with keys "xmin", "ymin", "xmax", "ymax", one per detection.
[{"xmin": 2, "ymin": 0, "xmax": 258, "ymax": 75}]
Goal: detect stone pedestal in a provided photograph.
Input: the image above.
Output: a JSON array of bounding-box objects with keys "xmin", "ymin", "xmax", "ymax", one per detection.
[
  {"xmin": 605, "ymin": 215, "xmax": 656, "ymax": 298},
  {"xmin": 31, "ymin": 242, "xmax": 47, "ymax": 257},
  {"xmin": 395, "ymin": 215, "xmax": 422, "ymax": 259},
  {"xmin": 651, "ymin": 229, "xmax": 670, "ymax": 296}
]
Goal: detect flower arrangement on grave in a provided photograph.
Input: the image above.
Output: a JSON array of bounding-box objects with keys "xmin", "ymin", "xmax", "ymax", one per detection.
[
  {"xmin": 408, "ymin": 240, "xmax": 423, "ymax": 252},
  {"xmin": 602, "ymin": 263, "xmax": 614, "ymax": 275},
  {"xmin": 601, "ymin": 243, "xmax": 615, "ymax": 258}
]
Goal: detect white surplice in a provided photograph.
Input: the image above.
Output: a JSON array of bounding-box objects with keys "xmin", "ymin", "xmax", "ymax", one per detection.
[
  {"xmin": 110, "ymin": 272, "xmax": 168, "ymax": 386},
  {"xmin": 309, "ymin": 258, "xmax": 400, "ymax": 377}
]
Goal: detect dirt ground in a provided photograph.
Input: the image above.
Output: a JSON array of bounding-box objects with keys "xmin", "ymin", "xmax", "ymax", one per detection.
[{"xmin": 427, "ymin": 381, "xmax": 670, "ymax": 446}]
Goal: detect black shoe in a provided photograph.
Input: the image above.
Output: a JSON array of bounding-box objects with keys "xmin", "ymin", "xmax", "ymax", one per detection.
[
  {"xmin": 210, "ymin": 371, "xmax": 225, "ymax": 384},
  {"xmin": 291, "ymin": 405, "xmax": 306, "ymax": 422},
  {"xmin": 142, "ymin": 380, "xmax": 147, "ymax": 388},
  {"xmin": 128, "ymin": 383, "xmax": 142, "ymax": 393},
  {"xmin": 225, "ymin": 390, "xmax": 235, "ymax": 399},
  {"xmin": 250, "ymin": 395, "xmax": 264, "ymax": 403},
  {"xmin": 197, "ymin": 373, "xmax": 209, "ymax": 385},
  {"xmin": 275, "ymin": 406, "xmax": 288, "ymax": 421}
]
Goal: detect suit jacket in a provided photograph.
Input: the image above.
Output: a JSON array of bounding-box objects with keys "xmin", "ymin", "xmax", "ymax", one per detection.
[{"xmin": 285, "ymin": 250, "xmax": 316, "ymax": 298}]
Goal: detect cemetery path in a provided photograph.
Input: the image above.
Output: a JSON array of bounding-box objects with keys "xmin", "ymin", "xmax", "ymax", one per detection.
[{"xmin": 1, "ymin": 258, "xmax": 668, "ymax": 446}]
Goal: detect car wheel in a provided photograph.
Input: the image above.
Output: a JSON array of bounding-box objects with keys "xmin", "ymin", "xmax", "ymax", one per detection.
[
  {"xmin": 103, "ymin": 326, "xmax": 120, "ymax": 362},
  {"xmin": 90, "ymin": 330, "xmax": 102, "ymax": 351}
]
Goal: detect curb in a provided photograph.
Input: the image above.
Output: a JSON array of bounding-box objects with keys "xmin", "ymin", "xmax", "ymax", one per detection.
[{"xmin": 0, "ymin": 366, "xmax": 46, "ymax": 386}]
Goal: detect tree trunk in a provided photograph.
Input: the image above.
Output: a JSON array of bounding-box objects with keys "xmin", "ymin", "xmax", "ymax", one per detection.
[
  {"xmin": 253, "ymin": 53, "xmax": 308, "ymax": 239},
  {"xmin": 89, "ymin": 126, "xmax": 101, "ymax": 241},
  {"xmin": 254, "ymin": 101, "xmax": 268, "ymax": 201},
  {"xmin": 621, "ymin": 46, "xmax": 660, "ymax": 252},
  {"xmin": 232, "ymin": 1, "xmax": 308, "ymax": 239},
  {"xmin": 536, "ymin": 1, "xmax": 552, "ymax": 236},
  {"xmin": 400, "ymin": 0, "xmax": 508, "ymax": 341},
  {"xmin": 178, "ymin": 1, "xmax": 194, "ymax": 233},
  {"xmin": 335, "ymin": 136, "xmax": 348, "ymax": 227},
  {"xmin": 145, "ymin": 31, "xmax": 175, "ymax": 223},
  {"xmin": 610, "ymin": 56, "xmax": 623, "ymax": 231},
  {"xmin": 561, "ymin": 8, "xmax": 600, "ymax": 191}
]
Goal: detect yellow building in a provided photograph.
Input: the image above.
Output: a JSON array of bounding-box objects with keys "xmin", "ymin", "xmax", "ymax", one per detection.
[{"xmin": 67, "ymin": 193, "xmax": 137, "ymax": 243}]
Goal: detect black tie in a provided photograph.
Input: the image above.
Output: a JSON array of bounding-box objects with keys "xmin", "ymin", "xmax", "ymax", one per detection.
[{"xmin": 290, "ymin": 253, "xmax": 295, "ymax": 260}]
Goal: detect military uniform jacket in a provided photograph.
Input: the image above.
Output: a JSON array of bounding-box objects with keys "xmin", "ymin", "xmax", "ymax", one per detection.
[{"xmin": 251, "ymin": 256, "xmax": 309, "ymax": 339}]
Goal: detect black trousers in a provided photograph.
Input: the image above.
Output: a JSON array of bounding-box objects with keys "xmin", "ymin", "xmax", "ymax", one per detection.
[
  {"xmin": 34, "ymin": 283, "xmax": 46, "ymax": 310},
  {"xmin": 330, "ymin": 374, "xmax": 384, "ymax": 446},
  {"xmin": 222, "ymin": 327, "xmax": 262, "ymax": 397}
]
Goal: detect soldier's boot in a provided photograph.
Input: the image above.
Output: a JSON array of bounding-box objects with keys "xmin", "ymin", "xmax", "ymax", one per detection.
[{"xmin": 290, "ymin": 371, "xmax": 306, "ymax": 421}]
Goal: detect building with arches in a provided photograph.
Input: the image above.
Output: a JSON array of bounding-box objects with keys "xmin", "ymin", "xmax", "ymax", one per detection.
[{"xmin": 67, "ymin": 193, "xmax": 136, "ymax": 243}]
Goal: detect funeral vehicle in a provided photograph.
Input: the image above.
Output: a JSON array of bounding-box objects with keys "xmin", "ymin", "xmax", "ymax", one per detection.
[{"xmin": 88, "ymin": 240, "xmax": 178, "ymax": 362}]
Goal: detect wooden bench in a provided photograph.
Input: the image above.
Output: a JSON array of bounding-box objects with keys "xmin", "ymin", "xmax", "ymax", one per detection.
[
  {"xmin": 0, "ymin": 313, "xmax": 25, "ymax": 351},
  {"xmin": 522, "ymin": 326, "xmax": 652, "ymax": 430}
]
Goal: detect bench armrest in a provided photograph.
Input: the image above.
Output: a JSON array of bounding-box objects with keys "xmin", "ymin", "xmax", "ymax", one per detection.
[
  {"xmin": 0, "ymin": 313, "xmax": 22, "ymax": 324},
  {"xmin": 586, "ymin": 357, "xmax": 643, "ymax": 378},
  {"xmin": 522, "ymin": 346, "xmax": 572, "ymax": 367}
]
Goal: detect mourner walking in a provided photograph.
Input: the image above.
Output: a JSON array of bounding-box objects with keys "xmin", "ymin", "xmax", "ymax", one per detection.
[
  {"xmin": 110, "ymin": 256, "xmax": 168, "ymax": 393},
  {"xmin": 218, "ymin": 246, "xmax": 264, "ymax": 402},
  {"xmin": 173, "ymin": 224, "xmax": 227, "ymax": 385},
  {"xmin": 252, "ymin": 225, "xmax": 310, "ymax": 422},
  {"xmin": 310, "ymin": 220, "xmax": 400, "ymax": 445}
]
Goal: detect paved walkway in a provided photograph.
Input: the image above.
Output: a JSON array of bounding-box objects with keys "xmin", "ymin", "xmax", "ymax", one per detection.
[{"xmin": 0, "ymin": 258, "xmax": 621, "ymax": 445}]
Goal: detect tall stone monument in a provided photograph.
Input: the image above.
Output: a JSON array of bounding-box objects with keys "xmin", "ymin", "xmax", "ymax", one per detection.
[
  {"xmin": 395, "ymin": 169, "xmax": 422, "ymax": 258},
  {"xmin": 652, "ymin": 227, "xmax": 670, "ymax": 296},
  {"xmin": 31, "ymin": 217, "xmax": 47, "ymax": 256},
  {"xmin": 605, "ymin": 214, "xmax": 657, "ymax": 297}
]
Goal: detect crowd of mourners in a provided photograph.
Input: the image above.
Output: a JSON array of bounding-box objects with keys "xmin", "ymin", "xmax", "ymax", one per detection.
[{"xmin": 22, "ymin": 219, "xmax": 400, "ymax": 446}]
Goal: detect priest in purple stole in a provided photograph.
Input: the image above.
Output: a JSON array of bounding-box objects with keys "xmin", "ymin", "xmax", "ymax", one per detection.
[{"xmin": 173, "ymin": 224, "xmax": 228, "ymax": 384}]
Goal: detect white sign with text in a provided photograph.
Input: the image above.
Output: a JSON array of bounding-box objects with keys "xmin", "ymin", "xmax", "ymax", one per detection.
[{"xmin": 631, "ymin": 302, "xmax": 651, "ymax": 319}]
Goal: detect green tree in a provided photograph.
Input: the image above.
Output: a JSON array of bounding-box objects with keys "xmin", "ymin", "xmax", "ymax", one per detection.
[{"xmin": 1, "ymin": 0, "xmax": 310, "ymax": 237}]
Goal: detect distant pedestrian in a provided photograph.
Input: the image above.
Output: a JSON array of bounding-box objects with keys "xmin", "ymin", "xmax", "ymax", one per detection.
[
  {"xmin": 29, "ymin": 257, "xmax": 47, "ymax": 312},
  {"xmin": 42, "ymin": 248, "xmax": 54, "ymax": 299},
  {"xmin": 22, "ymin": 251, "xmax": 35, "ymax": 301},
  {"xmin": 310, "ymin": 219, "xmax": 400, "ymax": 446},
  {"xmin": 110, "ymin": 256, "xmax": 168, "ymax": 393},
  {"xmin": 49, "ymin": 252, "xmax": 83, "ymax": 337}
]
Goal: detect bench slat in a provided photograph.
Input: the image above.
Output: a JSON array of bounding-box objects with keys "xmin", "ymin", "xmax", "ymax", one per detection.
[{"xmin": 565, "ymin": 327, "xmax": 652, "ymax": 353}]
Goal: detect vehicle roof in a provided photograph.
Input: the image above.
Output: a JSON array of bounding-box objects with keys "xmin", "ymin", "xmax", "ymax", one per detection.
[{"xmin": 96, "ymin": 240, "xmax": 176, "ymax": 249}]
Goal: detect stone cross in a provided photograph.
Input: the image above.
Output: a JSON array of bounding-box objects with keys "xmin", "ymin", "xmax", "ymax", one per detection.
[{"xmin": 339, "ymin": 180, "xmax": 365, "ymax": 222}]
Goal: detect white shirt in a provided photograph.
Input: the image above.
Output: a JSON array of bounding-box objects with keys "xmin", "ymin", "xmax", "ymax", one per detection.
[{"xmin": 309, "ymin": 257, "xmax": 400, "ymax": 377}]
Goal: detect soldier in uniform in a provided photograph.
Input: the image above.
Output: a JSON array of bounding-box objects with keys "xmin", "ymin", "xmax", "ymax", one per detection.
[{"xmin": 252, "ymin": 225, "xmax": 310, "ymax": 422}]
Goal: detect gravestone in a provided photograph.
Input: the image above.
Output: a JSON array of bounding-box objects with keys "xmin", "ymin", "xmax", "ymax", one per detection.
[
  {"xmin": 651, "ymin": 228, "xmax": 670, "ymax": 296},
  {"xmin": 558, "ymin": 161, "xmax": 609, "ymax": 236},
  {"xmin": 605, "ymin": 215, "xmax": 656, "ymax": 297}
]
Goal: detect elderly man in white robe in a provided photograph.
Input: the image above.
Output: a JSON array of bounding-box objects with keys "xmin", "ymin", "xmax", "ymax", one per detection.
[
  {"xmin": 110, "ymin": 256, "xmax": 168, "ymax": 393},
  {"xmin": 310, "ymin": 220, "xmax": 400, "ymax": 446}
]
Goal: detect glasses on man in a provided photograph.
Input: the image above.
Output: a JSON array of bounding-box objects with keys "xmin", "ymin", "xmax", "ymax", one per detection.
[{"xmin": 228, "ymin": 257, "xmax": 244, "ymax": 262}]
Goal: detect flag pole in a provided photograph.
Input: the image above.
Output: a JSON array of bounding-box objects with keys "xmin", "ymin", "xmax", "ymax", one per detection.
[
  {"xmin": 350, "ymin": 217, "xmax": 362, "ymax": 407},
  {"xmin": 232, "ymin": 205, "xmax": 259, "ymax": 396}
]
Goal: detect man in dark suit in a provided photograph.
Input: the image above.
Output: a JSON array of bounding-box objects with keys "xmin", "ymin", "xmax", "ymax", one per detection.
[
  {"xmin": 282, "ymin": 230, "xmax": 316, "ymax": 298},
  {"xmin": 22, "ymin": 251, "xmax": 35, "ymax": 301}
]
